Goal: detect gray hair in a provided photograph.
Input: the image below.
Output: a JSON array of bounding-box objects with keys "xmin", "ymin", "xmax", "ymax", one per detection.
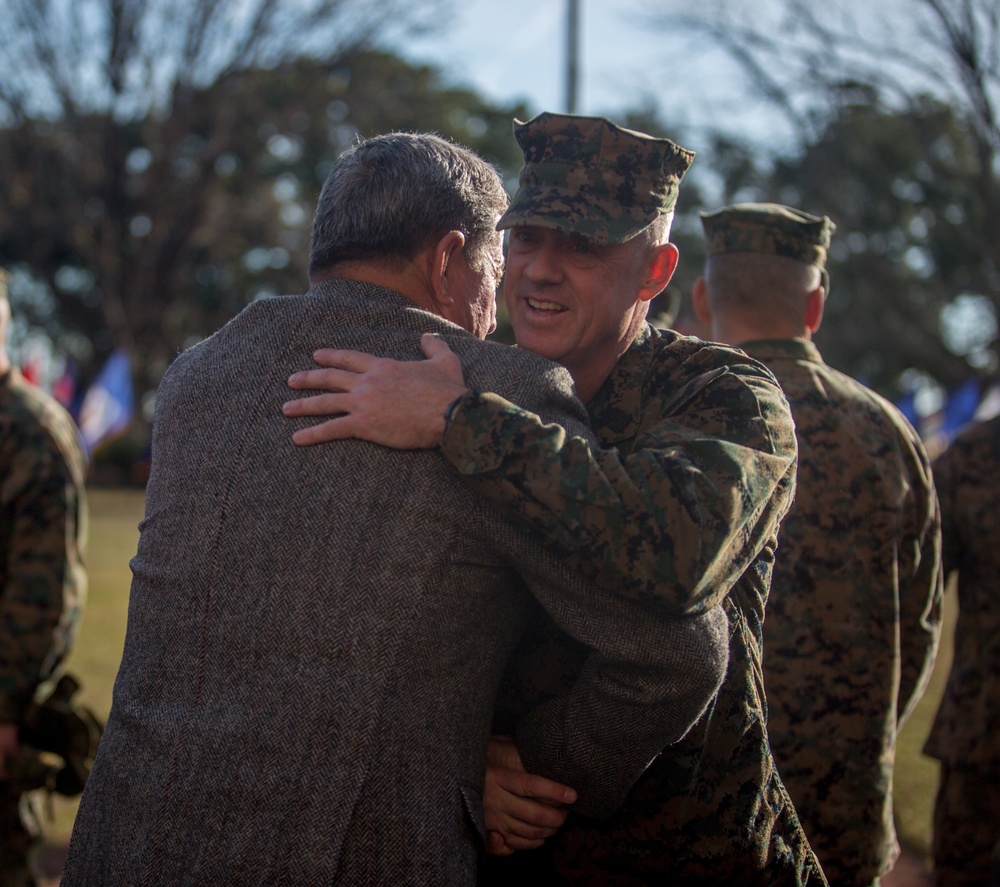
[{"xmin": 309, "ymin": 132, "xmax": 508, "ymax": 276}]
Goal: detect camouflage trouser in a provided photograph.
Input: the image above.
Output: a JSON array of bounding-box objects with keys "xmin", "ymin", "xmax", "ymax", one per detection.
[{"xmin": 931, "ymin": 762, "xmax": 1000, "ymax": 887}]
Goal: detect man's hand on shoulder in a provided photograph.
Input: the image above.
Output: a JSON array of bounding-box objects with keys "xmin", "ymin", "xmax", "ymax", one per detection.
[
  {"xmin": 483, "ymin": 735, "xmax": 577, "ymax": 856},
  {"xmin": 284, "ymin": 334, "xmax": 469, "ymax": 448}
]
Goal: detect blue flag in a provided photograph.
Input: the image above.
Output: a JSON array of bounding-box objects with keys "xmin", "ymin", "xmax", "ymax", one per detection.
[
  {"xmin": 942, "ymin": 378, "xmax": 981, "ymax": 440},
  {"xmin": 78, "ymin": 349, "xmax": 134, "ymax": 456}
]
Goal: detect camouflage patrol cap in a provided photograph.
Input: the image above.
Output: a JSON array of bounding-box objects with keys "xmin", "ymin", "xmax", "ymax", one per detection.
[
  {"xmin": 497, "ymin": 112, "xmax": 695, "ymax": 245},
  {"xmin": 700, "ymin": 203, "xmax": 836, "ymax": 270}
]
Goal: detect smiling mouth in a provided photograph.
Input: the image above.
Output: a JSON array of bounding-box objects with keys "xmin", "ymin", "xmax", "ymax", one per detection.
[{"xmin": 526, "ymin": 297, "xmax": 566, "ymax": 312}]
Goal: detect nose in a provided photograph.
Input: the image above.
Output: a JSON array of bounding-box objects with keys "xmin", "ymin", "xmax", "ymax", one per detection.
[{"xmin": 521, "ymin": 241, "xmax": 563, "ymax": 284}]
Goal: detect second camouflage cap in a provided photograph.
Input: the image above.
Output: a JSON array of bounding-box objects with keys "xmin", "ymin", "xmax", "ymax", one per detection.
[
  {"xmin": 497, "ymin": 112, "xmax": 695, "ymax": 245},
  {"xmin": 700, "ymin": 202, "xmax": 836, "ymax": 269}
]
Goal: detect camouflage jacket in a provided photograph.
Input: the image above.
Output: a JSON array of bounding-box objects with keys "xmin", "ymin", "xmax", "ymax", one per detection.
[
  {"xmin": 743, "ymin": 338, "xmax": 943, "ymax": 887},
  {"xmin": 924, "ymin": 413, "xmax": 1000, "ymax": 768},
  {"xmin": 0, "ymin": 367, "xmax": 88, "ymax": 724},
  {"xmin": 443, "ymin": 324, "xmax": 828, "ymax": 886}
]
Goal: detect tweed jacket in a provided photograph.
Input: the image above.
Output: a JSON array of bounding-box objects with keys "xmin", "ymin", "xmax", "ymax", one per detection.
[{"xmin": 61, "ymin": 281, "xmax": 728, "ymax": 887}]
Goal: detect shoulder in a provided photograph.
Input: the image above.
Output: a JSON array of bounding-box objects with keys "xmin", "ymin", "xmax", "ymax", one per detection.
[
  {"xmin": 1, "ymin": 373, "xmax": 86, "ymax": 485},
  {"xmin": 640, "ymin": 329, "xmax": 795, "ymax": 449},
  {"xmin": 444, "ymin": 335, "xmax": 586, "ymax": 425},
  {"xmin": 934, "ymin": 414, "xmax": 1000, "ymax": 480}
]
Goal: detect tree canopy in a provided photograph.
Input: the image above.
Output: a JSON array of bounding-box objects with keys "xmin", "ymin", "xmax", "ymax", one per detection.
[
  {"xmin": 0, "ymin": 0, "xmax": 534, "ymax": 413},
  {"xmin": 647, "ymin": 0, "xmax": 1000, "ymax": 403}
]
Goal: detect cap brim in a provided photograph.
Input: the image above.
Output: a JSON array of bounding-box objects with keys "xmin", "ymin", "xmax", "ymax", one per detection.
[{"xmin": 497, "ymin": 189, "xmax": 650, "ymax": 245}]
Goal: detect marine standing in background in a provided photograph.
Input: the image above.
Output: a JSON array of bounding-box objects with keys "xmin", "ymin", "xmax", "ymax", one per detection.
[
  {"xmin": 692, "ymin": 203, "xmax": 943, "ymax": 886},
  {"xmin": 923, "ymin": 413, "xmax": 1000, "ymax": 887},
  {"xmin": 0, "ymin": 270, "xmax": 89, "ymax": 887},
  {"xmin": 285, "ymin": 113, "xmax": 828, "ymax": 886}
]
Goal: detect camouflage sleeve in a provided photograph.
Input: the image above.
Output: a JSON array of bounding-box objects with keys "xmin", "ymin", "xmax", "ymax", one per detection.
[
  {"xmin": 0, "ymin": 431, "xmax": 87, "ymax": 723},
  {"xmin": 896, "ymin": 431, "xmax": 944, "ymax": 727},
  {"xmin": 440, "ymin": 368, "xmax": 797, "ymax": 615}
]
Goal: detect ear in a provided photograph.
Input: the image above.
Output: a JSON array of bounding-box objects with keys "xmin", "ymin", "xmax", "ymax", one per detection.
[
  {"xmin": 804, "ymin": 285, "xmax": 825, "ymax": 335},
  {"xmin": 637, "ymin": 243, "xmax": 680, "ymax": 303},
  {"xmin": 692, "ymin": 276, "xmax": 712, "ymax": 324},
  {"xmin": 430, "ymin": 230, "xmax": 467, "ymax": 306}
]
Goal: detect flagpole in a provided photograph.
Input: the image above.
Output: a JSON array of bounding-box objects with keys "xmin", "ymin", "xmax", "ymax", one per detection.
[{"xmin": 565, "ymin": 0, "xmax": 580, "ymax": 113}]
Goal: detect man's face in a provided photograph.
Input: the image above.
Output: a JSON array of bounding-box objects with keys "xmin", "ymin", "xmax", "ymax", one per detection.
[
  {"xmin": 448, "ymin": 230, "xmax": 503, "ymax": 340},
  {"xmin": 502, "ymin": 225, "xmax": 658, "ymax": 395}
]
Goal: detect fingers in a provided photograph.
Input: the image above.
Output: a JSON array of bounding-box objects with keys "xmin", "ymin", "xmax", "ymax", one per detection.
[
  {"xmin": 485, "ymin": 775, "xmax": 573, "ymax": 831},
  {"xmin": 482, "ymin": 756, "xmax": 574, "ymax": 852},
  {"xmin": 282, "ymin": 393, "xmax": 350, "ymax": 418},
  {"xmin": 291, "ymin": 417, "xmax": 357, "ymax": 446},
  {"xmin": 486, "ymin": 737, "xmax": 576, "ymax": 806},
  {"xmin": 311, "ymin": 348, "xmax": 379, "ymax": 372},
  {"xmin": 486, "ymin": 831, "xmax": 516, "ymax": 856},
  {"xmin": 420, "ymin": 333, "xmax": 456, "ymax": 359},
  {"xmin": 287, "ymin": 367, "xmax": 359, "ymax": 393},
  {"xmin": 486, "ymin": 735, "xmax": 522, "ymax": 770},
  {"xmin": 493, "ymin": 767, "xmax": 577, "ymax": 807}
]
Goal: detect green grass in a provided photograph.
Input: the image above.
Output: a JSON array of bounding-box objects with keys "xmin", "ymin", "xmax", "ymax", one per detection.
[
  {"xmin": 41, "ymin": 487, "xmax": 958, "ymax": 870},
  {"xmin": 891, "ymin": 576, "xmax": 956, "ymax": 861},
  {"xmin": 44, "ymin": 487, "xmax": 145, "ymax": 843}
]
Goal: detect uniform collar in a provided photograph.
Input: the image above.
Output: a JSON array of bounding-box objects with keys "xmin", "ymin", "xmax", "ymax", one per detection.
[{"xmin": 738, "ymin": 337, "xmax": 824, "ymax": 365}]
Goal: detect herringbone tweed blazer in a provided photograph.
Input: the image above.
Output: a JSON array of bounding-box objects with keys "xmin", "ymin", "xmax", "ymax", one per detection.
[{"xmin": 62, "ymin": 281, "xmax": 727, "ymax": 886}]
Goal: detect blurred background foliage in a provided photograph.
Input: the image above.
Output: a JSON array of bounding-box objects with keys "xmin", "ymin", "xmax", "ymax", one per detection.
[{"xmin": 2, "ymin": 0, "xmax": 999, "ymax": 475}]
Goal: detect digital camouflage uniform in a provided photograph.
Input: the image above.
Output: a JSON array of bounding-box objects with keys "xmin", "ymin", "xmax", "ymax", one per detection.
[
  {"xmin": 445, "ymin": 323, "xmax": 826, "ymax": 886},
  {"xmin": 745, "ymin": 337, "xmax": 941, "ymax": 886},
  {"xmin": 438, "ymin": 113, "xmax": 826, "ymax": 886},
  {"xmin": 1, "ymin": 365, "xmax": 88, "ymax": 887},
  {"xmin": 923, "ymin": 414, "xmax": 1000, "ymax": 887},
  {"xmin": 702, "ymin": 205, "xmax": 943, "ymax": 887}
]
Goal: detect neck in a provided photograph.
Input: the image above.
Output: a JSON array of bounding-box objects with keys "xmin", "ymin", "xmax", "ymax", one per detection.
[
  {"xmin": 311, "ymin": 262, "xmax": 439, "ymax": 315},
  {"xmin": 566, "ymin": 350, "xmax": 620, "ymax": 405},
  {"xmin": 711, "ymin": 317, "xmax": 808, "ymax": 346},
  {"xmin": 568, "ymin": 311, "xmax": 647, "ymax": 404}
]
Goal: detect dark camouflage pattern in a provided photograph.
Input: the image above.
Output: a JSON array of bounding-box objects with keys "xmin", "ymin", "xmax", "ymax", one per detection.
[
  {"xmin": 1, "ymin": 366, "xmax": 88, "ymax": 884},
  {"xmin": 443, "ymin": 324, "xmax": 828, "ymax": 885},
  {"xmin": 929, "ymin": 762, "xmax": 1000, "ymax": 887},
  {"xmin": 924, "ymin": 414, "xmax": 1000, "ymax": 886},
  {"xmin": 701, "ymin": 203, "xmax": 835, "ymax": 269},
  {"xmin": 496, "ymin": 112, "xmax": 694, "ymax": 245},
  {"xmin": 0, "ymin": 368, "xmax": 87, "ymax": 722},
  {"xmin": 741, "ymin": 338, "xmax": 942, "ymax": 887}
]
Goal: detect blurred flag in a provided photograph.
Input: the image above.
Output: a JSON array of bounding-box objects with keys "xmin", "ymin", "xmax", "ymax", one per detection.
[
  {"xmin": 895, "ymin": 391, "xmax": 920, "ymax": 434},
  {"xmin": 942, "ymin": 378, "xmax": 981, "ymax": 440},
  {"xmin": 78, "ymin": 349, "xmax": 134, "ymax": 455},
  {"xmin": 20, "ymin": 353, "xmax": 42, "ymax": 385},
  {"xmin": 51, "ymin": 357, "xmax": 77, "ymax": 409}
]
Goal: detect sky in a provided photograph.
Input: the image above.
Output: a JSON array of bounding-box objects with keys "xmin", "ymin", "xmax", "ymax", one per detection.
[{"xmin": 390, "ymin": 0, "xmax": 792, "ymax": 151}]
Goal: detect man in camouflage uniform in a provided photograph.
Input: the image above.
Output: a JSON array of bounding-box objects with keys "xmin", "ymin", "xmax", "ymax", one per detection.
[
  {"xmin": 923, "ymin": 414, "xmax": 1000, "ymax": 887},
  {"xmin": 0, "ymin": 270, "xmax": 88, "ymax": 887},
  {"xmin": 691, "ymin": 203, "xmax": 943, "ymax": 886},
  {"xmin": 285, "ymin": 114, "xmax": 827, "ymax": 885}
]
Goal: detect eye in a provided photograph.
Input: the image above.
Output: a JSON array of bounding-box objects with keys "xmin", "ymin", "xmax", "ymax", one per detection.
[{"xmin": 572, "ymin": 238, "xmax": 595, "ymax": 255}]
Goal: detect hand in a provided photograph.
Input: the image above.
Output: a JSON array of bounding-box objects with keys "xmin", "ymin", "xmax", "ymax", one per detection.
[
  {"xmin": 483, "ymin": 735, "xmax": 577, "ymax": 856},
  {"xmin": 0, "ymin": 723, "xmax": 18, "ymax": 781},
  {"xmin": 283, "ymin": 334, "xmax": 469, "ymax": 448}
]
